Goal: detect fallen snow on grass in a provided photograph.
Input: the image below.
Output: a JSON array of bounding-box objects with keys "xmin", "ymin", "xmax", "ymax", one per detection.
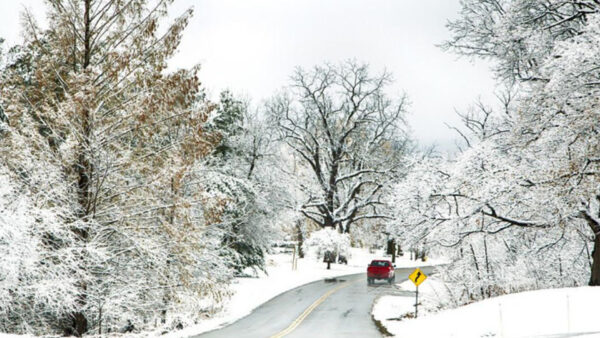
[{"xmin": 373, "ymin": 284, "xmax": 600, "ymax": 338}]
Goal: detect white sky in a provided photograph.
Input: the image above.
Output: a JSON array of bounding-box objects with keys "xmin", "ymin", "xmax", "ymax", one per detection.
[{"xmin": 0, "ymin": 0, "xmax": 497, "ymax": 150}]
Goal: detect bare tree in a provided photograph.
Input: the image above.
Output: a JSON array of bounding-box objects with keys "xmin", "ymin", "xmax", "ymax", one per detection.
[
  {"xmin": 269, "ymin": 61, "xmax": 410, "ymax": 233},
  {"xmin": 443, "ymin": 0, "xmax": 600, "ymax": 82}
]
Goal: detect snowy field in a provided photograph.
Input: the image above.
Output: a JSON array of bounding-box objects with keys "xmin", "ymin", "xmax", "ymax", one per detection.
[{"xmin": 373, "ymin": 281, "xmax": 600, "ymax": 338}]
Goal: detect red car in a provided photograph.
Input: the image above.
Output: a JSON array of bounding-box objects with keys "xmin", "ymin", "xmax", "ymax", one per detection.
[{"xmin": 367, "ymin": 260, "xmax": 395, "ymax": 284}]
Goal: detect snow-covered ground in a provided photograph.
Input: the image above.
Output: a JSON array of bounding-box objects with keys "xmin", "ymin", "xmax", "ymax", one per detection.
[
  {"xmin": 162, "ymin": 248, "xmax": 370, "ymax": 337},
  {"xmin": 160, "ymin": 249, "xmax": 443, "ymax": 338},
  {"xmin": 372, "ymin": 278, "xmax": 452, "ymax": 325},
  {"xmin": 373, "ymin": 281, "xmax": 600, "ymax": 338}
]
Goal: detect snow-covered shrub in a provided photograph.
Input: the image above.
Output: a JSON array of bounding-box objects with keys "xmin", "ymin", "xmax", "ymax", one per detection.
[{"xmin": 303, "ymin": 228, "xmax": 351, "ymax": 262}]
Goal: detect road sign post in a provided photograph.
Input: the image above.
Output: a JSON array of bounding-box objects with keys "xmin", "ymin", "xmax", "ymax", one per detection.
[
  {"xmin": 408, "ymin": 268, "xmax": 427, "ymax": 318},
  {"xmin": 415, "ymin": 285, "xmax": 419, "ymax": 318}
]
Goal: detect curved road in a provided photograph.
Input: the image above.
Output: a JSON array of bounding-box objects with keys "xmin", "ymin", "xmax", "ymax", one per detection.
[{"xmin": 196, "ymin": 266, "xmax": 435, "ymax": 338}]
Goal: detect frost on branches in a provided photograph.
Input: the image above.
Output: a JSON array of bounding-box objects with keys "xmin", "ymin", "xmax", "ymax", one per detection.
[
  {"xmin": 391, "ymin": 0, "xmax": 600, "ymax": 310},
  {"xmin": 0, "ymin": 166, "xmax": 80, "ymax": 333},
  {"xmin": 0, "ymin": 0, "xmax": 253, "ymax": 336},
  {"xmin": 204, "ymin": 91, "xmax": 283, "ymax": 275},
  {"xmin": 268, "ymin": 61, "xmax": 411, "ymax": 234},
  {"xmin": 443, "ymin": 0, "xmax": 600, "ymax": 286}
]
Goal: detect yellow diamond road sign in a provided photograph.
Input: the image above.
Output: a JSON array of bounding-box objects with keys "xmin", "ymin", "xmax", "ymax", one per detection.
[{"xmin": 408, "ymin": 268, "xmax": 427, "ymax": 287}]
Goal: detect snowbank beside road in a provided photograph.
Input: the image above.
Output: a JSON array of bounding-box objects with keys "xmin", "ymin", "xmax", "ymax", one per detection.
[
  {"xmin": 373, "ymin": 284, "xmax": 600, "ymax": 337},
  {"xmin": 372, "ymin": 278, "xmax": 451, "ymax": 324}
]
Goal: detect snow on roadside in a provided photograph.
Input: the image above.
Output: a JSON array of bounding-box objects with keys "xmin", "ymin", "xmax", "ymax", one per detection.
[
  {"xmin": 388, "ymin": 256, "xmax": 447, "ymax": 269},
  {"xmin": 373, "ymin": 278, "xmax": 451, "ymax": 325},
  {"xmin": 162, "ymin": 249, "xmax": 444, "ymax": 338},
  {"xmin": 373, "ymin": 284, "xmax": 600, "ymax": 338},
  {"xmin": 160, "ymin": 247, "xmax": 377, "ymax": 338}
]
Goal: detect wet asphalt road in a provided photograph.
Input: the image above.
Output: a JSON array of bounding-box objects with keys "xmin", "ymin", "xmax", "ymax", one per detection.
[{"xmin": 196, "ymin": 266, "xmax": 436, "ymax": 338}]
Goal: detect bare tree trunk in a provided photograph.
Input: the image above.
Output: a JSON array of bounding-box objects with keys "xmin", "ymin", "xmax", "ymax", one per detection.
[
  {"xmin": 97, "ymin": 304, "xmax": 103, "ymax": 335},
  {"xmin": 580, "ymin": 207, "xmax": 600, "ymax": 286},
  {"xmin": 295, "ymin": 220, "xmax": 305, "ymax": 258},
  {"xmin": 483, "ymin": 236, "xmax": 492, "ymax": 297},
  {"xmin": 247, "ymin": 142, "xmax": 258, "ymax": 179},
  {"xmin": 591, "ymin": 237, "xmax": 600, "ymax": 286},
  {"xmin": 388, "ymin": 238, "xmax": 396, "ymax": 263},
  {"xmin": 247, "ymin": 155, "xmax": 256, "ymax": 179},
  {"xmin": 386, "ymin": 238, "xmax": 394, "ymax": 255},
  {"xmin": 470, "ymin": 244, "xmax": 485, "ymax": 299},
  {"xmin": 71, "ymin": 1, "xmax": 92, "ymax": 335}
]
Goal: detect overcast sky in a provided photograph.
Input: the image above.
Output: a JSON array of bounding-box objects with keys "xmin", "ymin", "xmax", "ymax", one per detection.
[{"xmin": 0, "ymin": 0, "xmax": 497, "ymax": 150}]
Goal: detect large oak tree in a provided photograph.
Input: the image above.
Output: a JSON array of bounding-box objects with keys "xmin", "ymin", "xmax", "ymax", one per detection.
[{"xmin": 269, "ymin": 61, "xmax": 410, "ymax": 233}]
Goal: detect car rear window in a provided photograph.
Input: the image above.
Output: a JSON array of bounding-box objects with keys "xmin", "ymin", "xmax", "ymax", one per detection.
[{"xmin": 370, "ymin": 261, "xmax": 389, "ymax": 267}]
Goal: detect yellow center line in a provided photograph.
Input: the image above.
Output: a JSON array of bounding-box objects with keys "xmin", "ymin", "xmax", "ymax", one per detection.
[{"xmin": 270, "ymin": 278, "xmax": 359, "ymax": 338}]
